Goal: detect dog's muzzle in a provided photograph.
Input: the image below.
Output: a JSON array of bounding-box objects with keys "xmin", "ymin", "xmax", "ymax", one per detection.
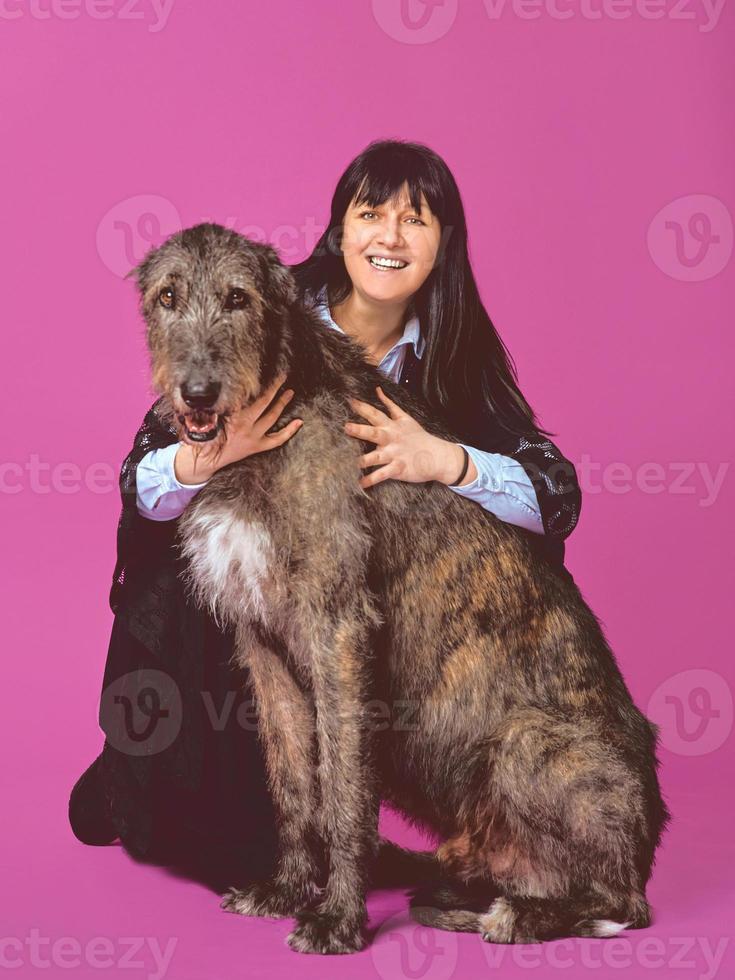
[
  {"xmin": 177, "ymin": 409, "xmax": 223, "ymax": 442},
  {"xmin": 179, "ymin": 380, "xmax": 223, "ymax": 442}
]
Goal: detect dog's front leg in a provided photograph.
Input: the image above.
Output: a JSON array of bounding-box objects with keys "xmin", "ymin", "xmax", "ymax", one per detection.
[
  {"xmin": 287, "ymin": 615, "xmax": 377, "ymax": 955},
  {"xmin": 221, "ymin": 629, "xmax": 323, "ymax": 919}
]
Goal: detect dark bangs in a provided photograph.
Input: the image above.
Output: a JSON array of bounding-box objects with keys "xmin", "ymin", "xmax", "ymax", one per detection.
[{"xmin": 349, "ymin": 148, "xmax": 450, "ymax": 229}]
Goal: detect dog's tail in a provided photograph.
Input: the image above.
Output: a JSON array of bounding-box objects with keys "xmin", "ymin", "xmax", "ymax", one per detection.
[
  {"xmin": 370, "ymin": 838, "xmax": 443, "ymax": 889},
  {"xmin": 409, "ymin": 888, "xmax": 651, "ymax": 943},
  {"xmin": 408, "ymin": 880, "xmax": 489, "ymax": 932}
]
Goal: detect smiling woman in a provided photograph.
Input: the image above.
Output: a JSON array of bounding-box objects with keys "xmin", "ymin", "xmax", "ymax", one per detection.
[{"xmin": 292, "ymin": 140, "xmax": 582, "ymax": 559}]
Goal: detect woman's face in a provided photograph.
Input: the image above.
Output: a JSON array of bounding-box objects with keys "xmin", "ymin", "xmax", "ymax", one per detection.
[{"xmin": 339, "ymin": 183, "xmax": 442, "ymax": 307}]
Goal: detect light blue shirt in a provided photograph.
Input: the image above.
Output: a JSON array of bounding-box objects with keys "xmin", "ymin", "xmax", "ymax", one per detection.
[{"xmin": 135, "ymin": 298, "xmax": 544, "ymax": 534}]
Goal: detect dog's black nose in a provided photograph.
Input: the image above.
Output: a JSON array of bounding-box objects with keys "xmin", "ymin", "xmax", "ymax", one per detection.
[{"xmin": 181, "ymin": 380, "xmax": 221, "ymax": 409}]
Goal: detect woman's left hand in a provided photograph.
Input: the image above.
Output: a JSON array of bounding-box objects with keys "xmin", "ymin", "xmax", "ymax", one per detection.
[{"xmin": 345, "ymin": 386, "xmax": 477, "ymax": 489}]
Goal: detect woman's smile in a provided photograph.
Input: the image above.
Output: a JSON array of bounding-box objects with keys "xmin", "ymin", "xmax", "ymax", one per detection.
[{"xmin": 366, "ymin": 253, "xmax": 411, "ymax": 271}]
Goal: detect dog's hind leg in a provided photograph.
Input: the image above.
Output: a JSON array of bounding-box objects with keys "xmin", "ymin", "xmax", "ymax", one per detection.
[
  {"xmin": 478, "ymin": 708, "xmax": 658, "ymax": 942},
  {"xmin": 221, "ymin": 627, "xmax": 322, "ymax": 920},
  {"xmin": 412, "ymin": 708, "xmax": 663, "ymax": 943}
]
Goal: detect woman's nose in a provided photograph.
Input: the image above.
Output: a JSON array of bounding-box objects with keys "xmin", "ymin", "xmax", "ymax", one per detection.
[{"xmin": 376, "ymin": 220, "xmax": 404, "ymax": 248}]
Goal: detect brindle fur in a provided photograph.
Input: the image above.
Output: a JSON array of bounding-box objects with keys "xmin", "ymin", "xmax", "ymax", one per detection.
[{"xmin": 132, "ymin": 224, "xmax": 669, "ymax": 955}]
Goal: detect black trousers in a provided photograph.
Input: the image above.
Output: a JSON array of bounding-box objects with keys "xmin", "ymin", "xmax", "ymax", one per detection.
[{"xmin": 69, "ymin": 554, "xmax": 278, "ymax": 889}]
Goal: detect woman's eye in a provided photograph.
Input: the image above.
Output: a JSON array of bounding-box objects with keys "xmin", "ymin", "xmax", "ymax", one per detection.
[
  {"xmin": 360, "ymin": 211, "xmax": 378, "ymax": 220},
  {"xmin": 406, "ymin": 217, "xmax": 424, "ymax": 225},
  {"xmin": 224, "ymin": 288, "xmax": 249, "ymax": 311},
  {"xmin": 159, "ymin": 287, "xmax": 175, "ymax": 309}
]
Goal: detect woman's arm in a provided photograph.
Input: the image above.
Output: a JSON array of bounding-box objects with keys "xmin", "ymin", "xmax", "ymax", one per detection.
[
  {"xmin": 110, "ymin": 397, "xmax": 181, "ymax": 613},
  {"xmin": 136, "ymin": 443, "xmax": 210, "ymax": 521},
  {"xmin": 346, "ymin": 387, "xmax": 582, "ymax": 544},
  {"xmin": 468, "ymin": 429, "xmax": 582, "ymax": 541},
  {"xmin": 446, "ymin": 446, "xmax": 545, "ymax": 535}
]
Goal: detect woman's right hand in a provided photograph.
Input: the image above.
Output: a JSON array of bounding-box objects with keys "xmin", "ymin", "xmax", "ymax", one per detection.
[{"xmin": 174, "ymin": 372, "xmax": 302, "ymax": 484}]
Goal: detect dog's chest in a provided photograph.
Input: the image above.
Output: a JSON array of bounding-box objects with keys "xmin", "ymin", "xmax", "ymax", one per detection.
[{"xmin": 179, "ymin": 503, "xmax": 281, "ymax": 627}]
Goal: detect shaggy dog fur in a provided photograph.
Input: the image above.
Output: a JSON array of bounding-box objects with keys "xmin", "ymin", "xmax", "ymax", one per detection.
[{"xmin": 131, "ymin": 223, "xmax": 669, "ymax": 955}]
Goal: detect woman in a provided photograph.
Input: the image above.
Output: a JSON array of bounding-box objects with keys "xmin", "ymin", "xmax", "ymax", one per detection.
[{"xmin": 69, "ymin": 139, "xmax": 581, "ymax": 888}]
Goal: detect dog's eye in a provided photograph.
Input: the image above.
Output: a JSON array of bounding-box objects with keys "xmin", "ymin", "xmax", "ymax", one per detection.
[
  {"xmin": 159, "ymin": 287, "xmax": 176, "ymax": 310},
  {"xmin": 224, "ymin": 288, "xmax": 249, "ymax": 311}
]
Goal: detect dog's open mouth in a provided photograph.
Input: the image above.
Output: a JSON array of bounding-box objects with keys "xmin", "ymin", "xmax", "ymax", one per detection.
[{"xmin": 178, "ymin": 410, "xmax": 221, "ymax": 442}]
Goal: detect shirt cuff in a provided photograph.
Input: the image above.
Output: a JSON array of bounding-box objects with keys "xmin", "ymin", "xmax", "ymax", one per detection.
[
  {"xmin": 136, "ymin": 443, "xmax": 209, "ymax": 522},
  {"xmin": 447, "ymin": 443, "xmax": 545, "ymax": 535}
]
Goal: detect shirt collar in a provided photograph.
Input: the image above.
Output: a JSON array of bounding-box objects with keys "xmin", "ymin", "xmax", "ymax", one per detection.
[{"xmin": 312, "ymin": 286, "xmax": 425, "ymax": 360}]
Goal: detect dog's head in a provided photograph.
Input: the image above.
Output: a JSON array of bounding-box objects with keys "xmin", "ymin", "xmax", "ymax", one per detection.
[{"xmin": 129, "ymin": 223, "xmax": 297, "ymax": 444}]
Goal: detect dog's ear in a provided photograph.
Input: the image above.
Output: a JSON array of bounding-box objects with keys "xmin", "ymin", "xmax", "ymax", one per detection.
[
  {"xmin": 124, "ymin": 251, "xmax": 154, "ymax": 292},
  {"xmin": 124, "ymin": 262, "xmax": 142, "ymax": 286},
  {"xmin": 255, "ymin": 244, "xmax": 298, "ymax": 311}
]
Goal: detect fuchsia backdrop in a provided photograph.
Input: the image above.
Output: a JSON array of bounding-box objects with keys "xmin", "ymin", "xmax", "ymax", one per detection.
[{"xmin": 2, "ymin": 1, "xmax": 733, "ymax": 977}]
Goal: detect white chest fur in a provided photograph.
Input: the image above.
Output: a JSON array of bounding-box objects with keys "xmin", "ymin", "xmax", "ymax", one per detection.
[{"xmin": 179, "ymin": 507, "xmax": 274, "ymax": 629}]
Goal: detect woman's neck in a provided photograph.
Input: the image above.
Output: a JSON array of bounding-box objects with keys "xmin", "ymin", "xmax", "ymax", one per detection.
[{"xmin": 329, "ymin": 289, "xmax": 409, "ymax": 366}]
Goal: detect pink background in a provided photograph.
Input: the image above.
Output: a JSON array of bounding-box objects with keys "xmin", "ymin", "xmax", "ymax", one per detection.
[{"xmin": 2, "ymin": 1, "xmax": 733, "ymax": 977}]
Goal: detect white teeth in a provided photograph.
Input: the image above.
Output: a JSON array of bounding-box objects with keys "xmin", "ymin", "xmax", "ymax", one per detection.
[{"xmin": 369, "ymin": 256, "xmax": 407, "ymax": 269}]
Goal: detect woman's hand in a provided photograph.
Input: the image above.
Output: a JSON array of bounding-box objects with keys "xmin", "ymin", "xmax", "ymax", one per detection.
[
  {"xmin": 175, "ymin": 372, "xmax": 303, "ymax": 483},
  {"xmin": 344, "ymin": 386, "xmax": 477, "ymax": 489}
]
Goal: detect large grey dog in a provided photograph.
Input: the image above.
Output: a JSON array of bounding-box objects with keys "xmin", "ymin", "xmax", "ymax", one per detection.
[{"xmin": 131, "ymin": 223, "xmax": 668, "ymax": 955}]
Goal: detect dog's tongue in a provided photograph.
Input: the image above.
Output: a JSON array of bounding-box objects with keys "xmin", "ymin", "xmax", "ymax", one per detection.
[{"xmin": 186, "ymin": 412, "xmax": 218, "ymax": 434}]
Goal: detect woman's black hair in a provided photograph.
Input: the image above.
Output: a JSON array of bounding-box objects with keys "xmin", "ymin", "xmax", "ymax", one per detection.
[{"xmin": 291, "ymin": 138, "xmax": 554, "ymax": 440}]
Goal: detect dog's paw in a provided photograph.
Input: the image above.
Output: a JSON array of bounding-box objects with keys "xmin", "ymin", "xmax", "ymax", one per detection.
[
  {"xmin": 479, "ymin": 897, "xmax": 517, "ymax": 944},
  {"xmin": 286, "ymin": 909, "xmax": 366, "ymax": 955},
  {"xmin": 221, "ymin": 881, "xmax": 302, "ymax": 919}
]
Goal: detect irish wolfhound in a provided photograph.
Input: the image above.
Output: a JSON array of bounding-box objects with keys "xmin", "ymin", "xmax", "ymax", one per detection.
[{"xmin": 131, "ymin": 223, "xmax": 668, "ymax": 955}]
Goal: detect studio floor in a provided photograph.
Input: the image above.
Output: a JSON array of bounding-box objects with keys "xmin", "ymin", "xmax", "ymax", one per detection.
[{"xmin": 4, "ymin": 752, "xmax": 732, "ymax": 980}]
